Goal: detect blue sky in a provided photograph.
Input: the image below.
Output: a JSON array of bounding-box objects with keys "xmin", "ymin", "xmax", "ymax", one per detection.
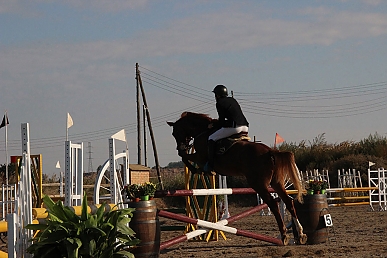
[{"xmin": 1, "ymin": 0, "xmax": 387, "ymax": 175}]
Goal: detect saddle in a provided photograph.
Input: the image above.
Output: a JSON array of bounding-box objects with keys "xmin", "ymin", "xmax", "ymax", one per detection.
[{"xmin": 215, "ymin": 132, "xmax": 250, "ymax": 155}]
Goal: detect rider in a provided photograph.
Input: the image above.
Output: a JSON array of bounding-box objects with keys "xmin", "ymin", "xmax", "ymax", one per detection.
[{"xmin": 203, "ymin": 85, "xmax": 249, "ymax": 173}]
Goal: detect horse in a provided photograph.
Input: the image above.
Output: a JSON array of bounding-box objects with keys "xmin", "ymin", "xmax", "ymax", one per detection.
[{"xmin": 167, "ymin": 112, "xmax": 307, "ymax": 245}]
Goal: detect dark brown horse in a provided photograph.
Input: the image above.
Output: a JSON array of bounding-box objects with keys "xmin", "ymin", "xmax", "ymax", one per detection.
[{"xmin": 167, "ymin": 112, "xmax": 307, "ymax": 245}]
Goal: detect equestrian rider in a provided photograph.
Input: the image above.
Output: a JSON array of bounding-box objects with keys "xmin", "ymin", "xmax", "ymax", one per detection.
[{"xmin": 203, "ymin": 85, "xmax": 249, "ymax": 173}]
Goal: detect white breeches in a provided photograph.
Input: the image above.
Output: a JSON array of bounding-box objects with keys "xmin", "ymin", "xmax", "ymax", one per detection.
[{"xmin": 208, "ymin": 126, "xmax": 249, "ymax": 141}]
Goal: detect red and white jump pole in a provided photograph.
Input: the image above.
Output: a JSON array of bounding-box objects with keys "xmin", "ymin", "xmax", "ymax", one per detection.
[
  {"xmin": 154, "ymin": 188, "xmax": 277, "ymax": 198},
  {"xmin": 158, "ymin": 203, "xmax": 283, "ymax": 250},
  {"xmin": 155, "ymin": 188, "xmax": 257, "ymax": 197}
]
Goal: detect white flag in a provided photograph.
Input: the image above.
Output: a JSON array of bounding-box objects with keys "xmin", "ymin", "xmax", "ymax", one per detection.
[
  {"xmin": 111, "ymin": 129, "xmax": 126, "ymax": 142},
  {"xmin": 67, "ymin": 113, "xmax": 73, "ymax": 129},
  {"xmin": 369, "ymin": 161, "xmax": 375, "ymax": 167},
  {"xmin": 55, "ymin": 161, "xmax": 61, "ymax": 169}
]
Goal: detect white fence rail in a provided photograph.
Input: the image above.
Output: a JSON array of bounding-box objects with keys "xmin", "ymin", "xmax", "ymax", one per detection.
[
  {"xmin": 368, "ymin": 168, "xmax": 387, "ymax": 211},
  {"xmin": 0, "ymin": 184, "xmax": 16, "ymax": 221}
]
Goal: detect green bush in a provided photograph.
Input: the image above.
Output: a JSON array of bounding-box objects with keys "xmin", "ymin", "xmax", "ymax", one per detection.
[
  {"xmin": 26, "ymin": 194, "xmax": 140, "ymax": 258},
  {"xmin": 164, "ymin": 161, "xmax": 184, "ymax": 168},
  {"xmin": 161, "ymin": 171, "xmax": 186, "ymax": 207},
  {"xmin": 280, "ymin": 132, "xmax": 387, "ymax": 187},
  {"xmin": 330, "ymin": 154, "xmax": 387, "ymax": 187}
]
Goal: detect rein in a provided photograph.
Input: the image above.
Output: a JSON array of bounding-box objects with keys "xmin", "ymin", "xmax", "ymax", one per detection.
[
  {"xmin": 194, "ymin": 130, "xmax": 208, "ymax": 141},
  {"xmin": 183, "ymin": 129, "xmax": 209, "ymax": 152}
]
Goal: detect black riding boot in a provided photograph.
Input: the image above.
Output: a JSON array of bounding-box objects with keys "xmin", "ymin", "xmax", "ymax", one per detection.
[{"xmin": 203, "ymin": 140, "xmax": 216, "ymax": 173}]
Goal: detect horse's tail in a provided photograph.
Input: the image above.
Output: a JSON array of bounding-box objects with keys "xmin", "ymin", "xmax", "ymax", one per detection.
[{"xmin": 273, "ymin": 151, "xmax": 305, "ymax": 203}]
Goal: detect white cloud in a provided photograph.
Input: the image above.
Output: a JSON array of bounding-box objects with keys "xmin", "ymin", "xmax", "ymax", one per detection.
[
  {"xmin": 0, "ymin": 0, "xmax": 37, "ymax": 15},
  {"xmin": 361, "ymin": 0, "xmax": 383, "ymax": 6},
  {"xmin": 130, "ymin": 8, "xmax": 387, "ymax": 56},
  {"xmin": 2, "ymin": 6, "xmax": 387, "ymax": 99},
  {"xmin": 61, "ymin": 0, "xmax": 149, "ymax": 12},
  {"xmin": 0, "ymin": 0, "xmax": 148, "ymax": 14}
]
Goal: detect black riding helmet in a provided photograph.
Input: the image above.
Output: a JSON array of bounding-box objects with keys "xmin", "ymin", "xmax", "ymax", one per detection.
[{"xmin": 212, "ymin": 85, "xmax": 228, "ymax": 97}]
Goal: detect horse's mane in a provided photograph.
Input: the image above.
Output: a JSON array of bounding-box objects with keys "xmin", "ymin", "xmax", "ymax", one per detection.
[{"xmin": 180, "ymin": 112, "xmax": 213, "ymax": 122}]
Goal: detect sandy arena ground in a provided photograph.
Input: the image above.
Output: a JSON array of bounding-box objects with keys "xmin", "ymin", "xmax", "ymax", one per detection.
[
  {"xmin": 159, "ymin": 205, "xmax": 387, "ymax": 258},
  {"xmin": 0, "ymin": 203, "xmax": 385, "ymax": 257}
]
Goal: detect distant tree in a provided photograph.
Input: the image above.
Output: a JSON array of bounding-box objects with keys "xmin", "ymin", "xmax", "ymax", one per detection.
[
  {"xmin": 96, "ymin": 165, "xmax": 103, "ymax": 173},
  {"xmin": 42, "ymin": 173, "xmax": 49, "ymax": 183},
  {"xmin": 280, "ymin": 132, "xmax": 387, "ymax": 187},
  {"xmin": 355, "ymin": 133, "xmax": 387, "ymax": 157},
  {"xmin": 0, "ymin": 163, "xmax": 16, "ymax": 183},
  {"xmin": 164, "ymin": 161, "xmax": 184, "ymax": 168}
]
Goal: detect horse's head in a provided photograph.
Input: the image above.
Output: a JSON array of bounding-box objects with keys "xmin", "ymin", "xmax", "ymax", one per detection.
[
  {"xmin": 166, "ymin": 120, "xmax": 191, "ymax": 154},
  {"xmin": 167, "ymin": 112, "xmax": 213, "ymax": 155}
]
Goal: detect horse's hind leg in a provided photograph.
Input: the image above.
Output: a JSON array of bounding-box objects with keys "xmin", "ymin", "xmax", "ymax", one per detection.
[
  {"xmin": 257, "ymin": 189, "xmax": 289, "ymax": 245},
  {"xmin": 271, "ymin": 182, "xmax": 307, "ymax": 245}
]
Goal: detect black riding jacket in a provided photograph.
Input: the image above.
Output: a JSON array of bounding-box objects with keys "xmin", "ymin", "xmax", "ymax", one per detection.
[{"xmin": 216, "ymin": 96, "xmax": 249, "ymax": 128}]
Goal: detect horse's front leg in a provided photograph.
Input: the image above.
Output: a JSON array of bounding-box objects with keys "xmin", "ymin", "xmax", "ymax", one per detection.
[
  {"xmin": 181, "ymin": 158, "xmax": 201, "ymax": 174},
  {"xmin": 178, "ymin": 151, "xmax": 206, "ymax": 173}
]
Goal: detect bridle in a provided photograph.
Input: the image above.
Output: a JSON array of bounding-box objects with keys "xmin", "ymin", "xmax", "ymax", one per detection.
[
  {"xmin": 176, "ymin": 128, "xmax": 209, "ymax": 153},
  {"xmin": 180, "ymin": 136, "xmax": 193, "ymax": 152}
]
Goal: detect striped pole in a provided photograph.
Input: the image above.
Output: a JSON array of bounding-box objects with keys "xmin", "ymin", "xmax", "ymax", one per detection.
[
  {"xmin": 159, "ymin": 203, "xmax": 283, "ymax": 250},
  {"xmin": 329, "ymin": 202, "xmax": 370, "ymax": 207},
  {"xmin": 155, "ymin": 188, "xmax": 261, "ymax": 197},
  {"xmin": 326, "ymin": 196, "xmax": 369, "ymax": 201},
  {"xmin": 324, "ymin": 187, "xmax": 377, "ymax": 207},
  {"xmin": 155, "ymin": 187, "xmax": 379, "ymax": 198},
  {"xmin": 325, "ymin": 187, "xmax": 377, "ymax": 193},
  {"xmin": 154, "ymin": 188, "xmax": 305, "ymax": 198}
]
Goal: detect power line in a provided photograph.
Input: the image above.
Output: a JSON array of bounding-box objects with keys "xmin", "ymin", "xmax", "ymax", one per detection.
[
  {"xmin": 1, "ymin": 66, "xmax": 386, "ymax": 152},
  {"xmin": 139, "ymin": 65, "xmax": 387, "ymax": 118},
  {"xmin": 88, "ymin": 142, "xmax": 93, "ymax": 173},
  {"xmin": 233, "ymin": 81, "xmax": 387, "ymax": 97}
]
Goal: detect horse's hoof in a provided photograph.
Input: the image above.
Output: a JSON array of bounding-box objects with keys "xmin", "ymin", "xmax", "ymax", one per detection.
[
  {"xmin": 282, "ymin": 234, "xmax": 290, "ymax": 246},
  {"xmin": 297, "ymin": 234, "xmax": 307, "ymax": 245}
]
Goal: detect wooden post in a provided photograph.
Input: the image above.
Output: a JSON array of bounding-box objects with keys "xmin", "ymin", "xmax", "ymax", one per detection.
[
  {"xmin": 143, "ymin": 105, "xmax": 148, "ymax": 167},
  {"xmin": 136, "ymin": 64, "xmax": 164, "ymax": 190},
  {"xmin": 135, "ymin": 63, "xmax": 142, "ymax": 165}
]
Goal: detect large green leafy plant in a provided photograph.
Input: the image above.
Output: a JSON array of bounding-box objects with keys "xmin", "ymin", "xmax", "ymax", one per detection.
[{"xmin": 25, "ymin": 194, "xmax": 140, "ymax": 258}]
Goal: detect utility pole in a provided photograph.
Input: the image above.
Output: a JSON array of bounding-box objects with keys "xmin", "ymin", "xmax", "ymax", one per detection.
[
  {"xmin": 88, "ymin": 142, "xmax": 93, "ymax": 173},
  {"xmin": 136, "ymin": 63, "xmax": 142, "ymax": 165},
  {"xmin": 143, "ymin": 105, "xmax": 148, "ymax": 167},
  {"xmin": 136, "ymin": 63, "xmax": 164, "ymax": 189}
]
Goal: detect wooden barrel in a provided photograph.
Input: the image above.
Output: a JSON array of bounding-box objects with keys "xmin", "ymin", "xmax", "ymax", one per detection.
[
  {"xmin": 295, "ymin": 194, "xmax": 329, "ymax": 244},
  {"xmin": 128, "ymin": 200, "xmax": 160, "ymax": 257}
]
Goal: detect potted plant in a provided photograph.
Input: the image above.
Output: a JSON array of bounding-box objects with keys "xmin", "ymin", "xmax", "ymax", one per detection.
[
  {"xmin": 320, "ymin": 180, "xmax": 329, "ymax": 194},
  {"xmin": 125, "ymin": 184, "xmax": 142, "ymax": 201},
  {"xmin": 142, "ymin": 182, "xmax": 157, "ymax": 200},
  {"xmin": 26, "ymin": 194, "xmax": 140, "ymax": 257},
  {"xmin": 123, "ymin": 182, "xmax": 158, "ymax": 201},
  {"xmin": 307, "ymin": 180, "xmax": 328, "ymax": 195}
]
